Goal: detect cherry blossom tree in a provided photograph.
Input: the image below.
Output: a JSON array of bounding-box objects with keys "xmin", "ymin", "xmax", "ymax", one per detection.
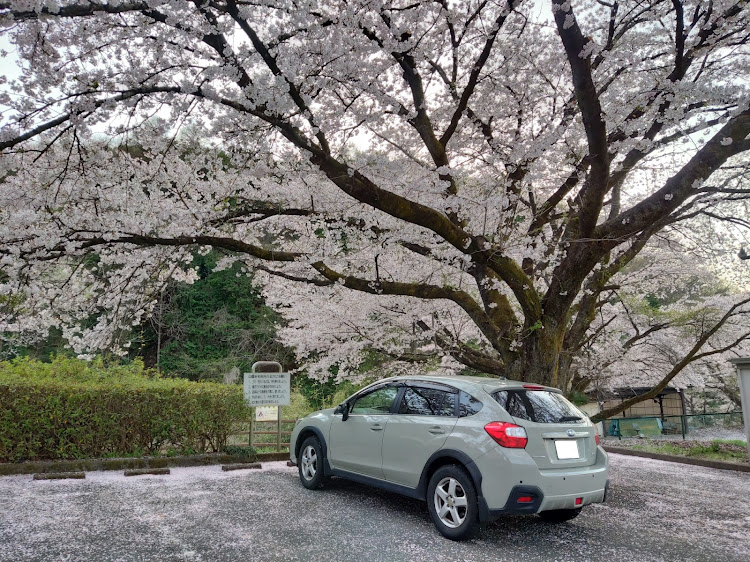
[
  {"xmin": 566, "ymin": 246, "xmax": 750, "ymax": 418},
  {"xmin": 1, "ymin": 1, "xmax": 749, "ymax": 412}
]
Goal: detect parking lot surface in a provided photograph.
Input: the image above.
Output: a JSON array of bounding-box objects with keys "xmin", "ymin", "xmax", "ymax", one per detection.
[{"xmin": 1, "ymin": 453, "xmax": 748, "ymax": 561}]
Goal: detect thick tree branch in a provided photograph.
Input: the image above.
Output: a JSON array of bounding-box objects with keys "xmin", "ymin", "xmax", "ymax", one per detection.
[
  {"xmin": 413, "ymin": 319, "xmax": 506, "ymax": 375},
  {"xmin": 0, "ymin": 86, "xmax": 182, "ymax": 152},
  {"xmin": 224, "ymin": 0, "xmax": 331, "ymax": 154},
  {"xmin": 10, "ymin": 233, "xmax": 301, "ymax": 263},
  {"xmin": 436, "ymin": 335, "xmax": 506, "ymax": 376},
  {"xmin": 212, "ymin": 204, "xmax": 314, "ymax": 226},
  {"xmin": 599, "ymin": 108, "xmax": 750, "ymax": 242},
  {"xmin": 0, "ymin": 1, "xmax": 151, "ymax": 19},
  {"xmin": 311, "ymin": 261, "xmax": 509, "ymax": 357},
  {"xmin": 552, "ymin": 0, "xmax": 610, "ymax": 238},
  {"xmin": 439, "ymin": 1, "xmax": 520, "ymax": 148},
  {"xmin": 253, "ymin": 263, "xmax": 333, "ymax": 287}
]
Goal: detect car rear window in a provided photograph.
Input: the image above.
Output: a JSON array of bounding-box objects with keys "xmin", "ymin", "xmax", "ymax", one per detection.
[{"xmin": 491, "ymin": 390, "xmax": 584, "ymax": 423}]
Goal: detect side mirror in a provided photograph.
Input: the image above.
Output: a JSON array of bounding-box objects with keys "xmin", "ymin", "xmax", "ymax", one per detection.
[{"xmin": 335, "ymin": 403, "xmax": 350, "ymax": 421}]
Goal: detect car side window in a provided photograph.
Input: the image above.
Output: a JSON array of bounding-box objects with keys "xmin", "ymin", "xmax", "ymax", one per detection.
[
  {"xmin": 458, "ymin": 391, "xmax": 483, "ymax": 417},
  {"xmin": 350, "ymin": 386, "xmax": 399, "ymax": 415},
  {"xmin": 398, "ymin": 386, "xmax": 457, "ymax": 417}
]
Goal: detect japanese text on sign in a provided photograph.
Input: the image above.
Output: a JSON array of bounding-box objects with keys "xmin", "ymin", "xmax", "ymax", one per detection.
[{"xmin": 243, "ymin": 372, "xmax": 290, "ymax": 406}]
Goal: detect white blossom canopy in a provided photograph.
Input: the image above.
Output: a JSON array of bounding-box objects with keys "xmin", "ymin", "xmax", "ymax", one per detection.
[{"xmin": 1, "ymin": 1, "xmax": 749, "ymax": 411}]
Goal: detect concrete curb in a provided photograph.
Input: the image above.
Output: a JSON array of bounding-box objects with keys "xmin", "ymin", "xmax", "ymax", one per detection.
[
  {"xmin": 33, "ymin": 472, "xmax": 86, "ymax": 480},
  {"xmin": 221, "ymin": 462, "xmax": 262, "ymax": 471},
  {"xmin": 124, "ymin": 468, "xmax": 171, "ymax": 477},
  {"xmin": 0, "ymin": 451, "xmax": 290, "ymax": 476},
  {"xmin": 604, "ymin": 445, "xmax": 750, "ymax": 472}
]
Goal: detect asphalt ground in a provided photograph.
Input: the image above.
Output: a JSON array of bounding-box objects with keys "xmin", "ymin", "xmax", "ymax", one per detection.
[{"xmin": 0, "ymin": 453, "xmax": 748, "ymax": 562}]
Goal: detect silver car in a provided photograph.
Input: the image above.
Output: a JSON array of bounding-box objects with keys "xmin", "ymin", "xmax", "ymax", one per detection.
[{"xmin": 289, "ymin": 374, "xmax": 609, "ymax": 540}]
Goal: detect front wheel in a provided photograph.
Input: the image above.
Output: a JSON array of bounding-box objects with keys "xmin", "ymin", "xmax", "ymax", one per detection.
[
  {"xmin": 538, "ymin": 507, "xmax": 582, "ymax": 523},
  {"xmin": 298, "ymin": 436, "xmax": 326, "ymax": 490},
  {"xmin": 426, "ymin": 465, "xmax": 479, "ymax": 541}
]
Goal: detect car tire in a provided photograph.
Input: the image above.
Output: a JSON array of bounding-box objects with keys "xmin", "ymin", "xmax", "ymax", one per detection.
[
  {"xmin": 298, "ymin": 436, "xmax": 326, "ymax": 490},
  {"xmin": 426, "ymin": 465, "xmax": 479, "ymax": 541},
  {"xmin": 538, "ymin": 507, "xmax": 582, "ymax": 523}
]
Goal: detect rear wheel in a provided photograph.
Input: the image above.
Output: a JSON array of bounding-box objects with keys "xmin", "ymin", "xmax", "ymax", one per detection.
[
  {"xmin": 538, "ymin": 507, "xmax": 582, "ymax": 523},
  {"xmin": 298, "ymin": 436, "xmax": 326, "ymax": 490},
  {"xmin": 426, "ymin": 465, "xmax": 479, "ymax": 541}
]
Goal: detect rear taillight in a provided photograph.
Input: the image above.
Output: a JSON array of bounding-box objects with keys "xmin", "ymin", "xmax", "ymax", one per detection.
[{"xmin": 485, "ymin": 422, "xmax": 528, "ymax": 448}]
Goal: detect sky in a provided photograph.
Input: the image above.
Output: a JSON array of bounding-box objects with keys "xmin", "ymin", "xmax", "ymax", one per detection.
[
  {"xmin": 0, "ymin": 34, "xmax": 19, "ymax": 78},
  {"xmin": 0, "ymin": 34, "xmax": 21, "ymax": 123}
]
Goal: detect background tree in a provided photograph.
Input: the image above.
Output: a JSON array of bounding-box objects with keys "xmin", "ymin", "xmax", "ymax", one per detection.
[
  {"xmin": 1, "ymin": 1, "xmax": 749, "ymax": 417},
  {"xmin": 567, "ymin": 247, "xmax": 750, "ymax": 416},
  {"xmin": 139, "ymin": 251, "xmax": 293, "ymax": 380}
]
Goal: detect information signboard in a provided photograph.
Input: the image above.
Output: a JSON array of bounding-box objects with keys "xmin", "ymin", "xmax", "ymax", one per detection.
[
  {"xmin": 244, "ymin": 371, "xmax": 290, "ymax": 406},
  {"xmin": 255, "ymin": 406, "xmax": 279, "ymax": 421}
]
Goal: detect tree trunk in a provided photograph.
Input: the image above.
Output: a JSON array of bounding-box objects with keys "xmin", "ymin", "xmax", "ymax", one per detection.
[{"xmin": 508, "ymin": 322, "xmax": 566, "ymax": 387}]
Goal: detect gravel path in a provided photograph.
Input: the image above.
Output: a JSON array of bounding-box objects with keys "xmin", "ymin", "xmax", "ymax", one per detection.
[{"xmin": 0, "ymin": 454, "xmax": 748, "ymax": 561}]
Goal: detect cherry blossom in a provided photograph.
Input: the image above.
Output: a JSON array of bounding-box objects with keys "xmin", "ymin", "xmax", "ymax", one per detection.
[{"xmin": 0, "ymin": 1, "xmax": 748, "ymax": 414}]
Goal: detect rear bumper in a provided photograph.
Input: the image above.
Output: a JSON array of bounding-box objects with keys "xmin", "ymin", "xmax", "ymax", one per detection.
[
  {"xmin": 482, "ymin": 479, "xmax": 609, "ymax": 521},
  {"xmin": 476, "ymin": 446, "xmax": 609, "ymax": 520}
]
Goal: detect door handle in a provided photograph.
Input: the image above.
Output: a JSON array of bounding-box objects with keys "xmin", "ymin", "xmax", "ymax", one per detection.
[
  {"xmin": 370, "ymin": 424, "xmax": 384, "ymax": 431},
  {"xmin": 428, "ymin": 426, "xmax": 445, "ymax": 435}
]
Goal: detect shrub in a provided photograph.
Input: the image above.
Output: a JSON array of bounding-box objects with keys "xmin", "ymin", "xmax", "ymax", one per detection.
[
  {"xmin": 0, "ymin": 356, "xmax": 251, "ymax": 463},
  {"xmin": 222, "ymin": 445, "xmax": 258, "ymax": 460}
]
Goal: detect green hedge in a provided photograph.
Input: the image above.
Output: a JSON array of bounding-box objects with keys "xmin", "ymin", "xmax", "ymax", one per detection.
[{"xmin": 0, "ymin": 357, "xmax": 251, "ymax": 463}]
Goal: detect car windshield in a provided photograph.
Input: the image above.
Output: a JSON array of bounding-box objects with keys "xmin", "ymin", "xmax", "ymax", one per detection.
[{"xmin": 492, "ymin": 390, "xmax": 585, "ymax": 423}]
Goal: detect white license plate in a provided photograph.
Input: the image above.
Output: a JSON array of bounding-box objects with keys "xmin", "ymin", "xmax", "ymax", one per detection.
[{"xmin": 555, "ymin": 439, "xmax": 580, "ymax": 460}]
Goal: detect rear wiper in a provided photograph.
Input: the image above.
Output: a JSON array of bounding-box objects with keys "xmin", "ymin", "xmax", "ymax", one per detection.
[{"xmin": 558, "ymin": 416, "xmax": 582, "ymax": 422}]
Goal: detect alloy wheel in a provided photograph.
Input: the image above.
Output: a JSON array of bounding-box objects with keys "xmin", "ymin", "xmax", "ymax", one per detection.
[
  {"xmin": 433, "ymin": 476, "xmax": 468, "ymax": 528},
  {"xmin": 301, "ymin": 445, "xmax": 317, "ymax": 480}
]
